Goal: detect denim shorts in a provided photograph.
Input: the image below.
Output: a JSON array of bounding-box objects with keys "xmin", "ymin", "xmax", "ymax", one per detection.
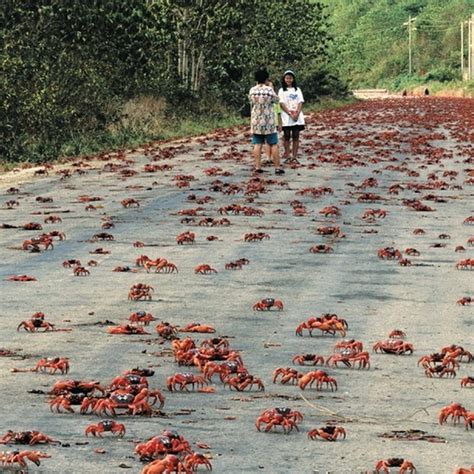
[{"xmin": 252, "ymin": 132, "xmax": 278, "ymax": 145}]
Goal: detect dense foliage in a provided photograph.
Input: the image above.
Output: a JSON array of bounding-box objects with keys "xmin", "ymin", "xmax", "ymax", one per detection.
[
  {"xmin": 1, "ymin": 0, "xmax": 345, "ymax": 163},
  {"xmin": 322, "ymin": 0, "xmax": 474, "ymax": 88}
]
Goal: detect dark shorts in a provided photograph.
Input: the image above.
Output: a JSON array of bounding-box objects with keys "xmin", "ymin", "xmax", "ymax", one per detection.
[
  {"xmin": 252, "ymin": 132, "xmax": 278, "ymax": 145},
  {"xmin": 283, "ymin": 125, "xmax": 305, "ymax": 141}
]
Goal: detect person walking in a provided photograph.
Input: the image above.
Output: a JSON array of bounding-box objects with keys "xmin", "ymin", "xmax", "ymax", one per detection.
[
  {"xmin": 248, "ymin": 69, "xmax": 284, "ymax": 174},
  {"xmin": 278, "ymin": 70, "xmax": 305, "ymax": 163}
]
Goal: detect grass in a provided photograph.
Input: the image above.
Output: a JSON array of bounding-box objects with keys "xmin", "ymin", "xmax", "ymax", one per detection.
[
  {"xmin": 379, "ymin": 75, "xmax": 474, "ymax": 97},
  {"xmin": 1, "ymin": 96, "xmax": 356, "ymax": 171}
]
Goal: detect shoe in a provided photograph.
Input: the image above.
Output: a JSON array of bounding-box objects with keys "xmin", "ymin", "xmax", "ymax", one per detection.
[
  {"xmin": 275, "ymin": 168, "xmax": 285, "ymax": 175},
  {"xmin": 255, "ymin": 168, "xmax": 264, "ymax": 174}
]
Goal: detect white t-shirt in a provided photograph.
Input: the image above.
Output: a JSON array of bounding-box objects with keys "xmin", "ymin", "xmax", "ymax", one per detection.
[{"xmin": 278, "ymin": 87, "xmax": 305, "ymax": 127}]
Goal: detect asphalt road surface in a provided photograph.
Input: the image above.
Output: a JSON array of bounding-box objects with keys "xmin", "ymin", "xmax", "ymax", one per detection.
[{"xmin": 0, "ymin": 97, "xmax": 473, "ymax": 473}]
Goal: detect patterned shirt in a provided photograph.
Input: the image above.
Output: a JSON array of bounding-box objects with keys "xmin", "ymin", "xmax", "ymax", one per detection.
[{"xmin": 249, "ymin": 84, "xmax": 279, "ymax": 135}]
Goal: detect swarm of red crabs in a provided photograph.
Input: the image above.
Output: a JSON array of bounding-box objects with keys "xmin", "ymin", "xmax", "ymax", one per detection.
[
  {"xmin": 48, "ymin": 369, "xmax": 165, "ymax": 417},
  {"xmin": 2, "ymin": 97, "xmax": 474, "ymax": 473}
]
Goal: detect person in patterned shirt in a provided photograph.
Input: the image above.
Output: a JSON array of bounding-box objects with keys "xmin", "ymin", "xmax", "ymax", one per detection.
[{"xmin": 248, "ymin": 69, "xmax": 284, "ymax": 174}]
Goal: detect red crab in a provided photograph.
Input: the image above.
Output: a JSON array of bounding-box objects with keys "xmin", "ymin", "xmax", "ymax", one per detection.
[
  {"xmin": 33, "ymin": 357, "xmax": 69, "ymax": 374},
  {"xmin": 128, "ymin": 311, "xmax": 157, "ymax": 326},
  {"xmin": 135, "ymin": 430, "xmax": 192, "ymax": 461},
  {"xmin": 141, "ymin": 454, "xmax": 187, "ymax": 474},
  {"xmin": 438, "ymin": 402, "xmax": 467, "ymax": 424},
  {"xmin": 326, "ymin": 351, "xmax": 370, "ymax": 369},
  {"xmin": 298, "ymin": 370, "xmax": 337, "ymax": 391},
  {"xmin": 334, "ymin": 339, "xmax": 363, "ymax": 353},
  {"xmin": 109, "ymin": 373, "xmax": 149, "ymax": 390},
  {"xmin": 375, "ymin": 458, "xmax": 416, "ymax": 473},
  {"xmin": 256, "ymin": 407, "xmax": 303, "ymax": 434},
  {"xmin": 417, "ymin": 353, "xmax": 457, "ymax": 369},
  {"xmin": 94, "ymin": 388, "xmax": 164, "ymax": 417},
  {"xmin": 295, "ymin": 316, "xmax": 346, "ymax": 337},
  {"xmin": 308, "ymin": 426, "xmax": 346, "ymax": 441},
  {"xmin": 377, "ymin": 247, "xmax": 402, "ymax": 260},
  {"xmin": 202, "ymin": 360, "xmax": 247, "ymax": 382},
  {"xmin": 50, "ymin": 379, "xmax": 105, "ymax": 396},
  {"xmin": 292, "ymin": 354, "xmax": 325, "ymax": 366},
  {"xmin": 362, "ymin": 209, "xmax": 387, "ymax": 220},
  {"xmin": 7, "ymin": 275, "xmax": 37, "ymax": 282},
  {"xmin": 180, "ymin": 323, "xmax": 216, "ymax": 333},
  {"xmin": 166, "ymin": 373, "xmax": 208, "ymax": 391},
  {"xmin": 454, "ymin": 467, "xmax": 474, "ymax": 474},
  {"xmin": 224, "ymin": 373, "xmax": 264, "ymax": 391},
  {"xmin": 425, "ymin": 364, "xmax": 456, "ymax": 378},
  {"xmin": 108, "ymin": 324, "xmax": 150, "ymax": 335},
  {"xmin": 122, "ymin": 198, "xmax": 140, "ymax": 208},
  {"xmin": 144, "ymin": 257, "xmax": 177, "ymax": 273},
  {"xmin": 0, "ymin": 431, "xmax": 58, "ymax": 446},
  {"xmin": 225, "ymin": 261, "xmax": 243, "ymax": 270},
  {"xmin": 92, "ymin": 232, "xmax": 114, "ymax": 241},
  {"xmin": 319, "ymin": 205, "xmax": 341, "ymax": 217},
  {"xmin": 373, "ymin": 339, "xmax": 414, "ymax": 355},
  {"xmin": 85, "ymin": 420, "xmax": 125, "ymax": 438},
  {"xmin": 201, "ymin": 337, "xmax": 229, "ymax": 350},
  {"xmin": 309, "ymin": 244, "xmax": 334, "ymax": 253},
  {"xmin": 17, "ymin": 313, "xmax": 58, "ymax": 332},
  {"xmin": 317, "ymin": 226, "xmax": 345, "ymax": 238},
  {"xmin": 272, "ymin": 368, "xmax": 302, "ymax": 385},
  {"xmin": 184, "ymin": 452, "xmax": 213, "ymax": 472},
  {"xmin": 252, "ymin": 298, "xmax": 284, "ymax": 311},
  {"xmin": 0, "ymin": 450, "xmax": 51, "ymax": 469},
  {"xmin": 461, "ymin": 376, "xmax": 474, "ymax": 388},
  {"xmin": 244, "ymin": 232, "xmax": 270, "ymax": 242},
  {"xmin": 195, "ymin": 264, "xmax": 217, "ymax": 274},
  {"xmin": 441, "ymin": 345, "xmax": 473, "ymax": 362},
  {"xmin": 456, "ymin": 258, "xmax": 474, "ymax": 270},
  {"xmin": 128, "ymin": 283, "xmax": 154, "ymax": 301},
  {"xmin": 156, "ymin": 321, "xmax": 178, "ymax": 339},
  {"xmin": 44, "ymin": 216, "xmax": 62, "ymax": 223},
  {"xmin": 177, "ymin": 231, "xmax": 195, "ymax": 244},
  {"xmin": 73, "ymin": 266, "xmax": 89, "ymax": 276}
]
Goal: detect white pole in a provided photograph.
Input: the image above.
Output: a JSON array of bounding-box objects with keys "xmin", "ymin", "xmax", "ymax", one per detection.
[
  {"xmin": 469, "ymin": 17, "xmax": 472, "ymax": 80},
  {"xmin": 471, "ymin": 14, "xmax": 474, "ymax": 80},
  {"xmin": 461, "ymin": 21, "xmax": 464, "ymax": 80},
  {"xmin": 409, "ymin": 15, "xmax": 412, "ymax": 75}
]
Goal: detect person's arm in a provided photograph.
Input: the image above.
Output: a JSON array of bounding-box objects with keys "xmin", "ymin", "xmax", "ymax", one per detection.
[
  {"xmin": 275, "ymin": 103, "xmax": 282, "ymax": 131},
  {"xmin": 278, "ymin": 89, "xmax": 290, "ymax": 114},
  {"xmin": 291, "ymin": 89, "xmax": 304, "ymax": 120},
  {"xmin": 291, "ymin": 103, "xmax": 302, "ymax": 120}
]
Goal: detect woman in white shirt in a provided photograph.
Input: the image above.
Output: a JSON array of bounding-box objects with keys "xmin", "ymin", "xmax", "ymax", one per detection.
[{"xmin": 278, "ymin": 70, "xmax": 305, "ymax": 163}]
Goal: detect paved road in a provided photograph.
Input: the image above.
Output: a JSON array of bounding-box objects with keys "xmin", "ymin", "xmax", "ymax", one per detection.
[{"xmin": 0, "ymin": 97, "xmax": 473, "ymax": 473}]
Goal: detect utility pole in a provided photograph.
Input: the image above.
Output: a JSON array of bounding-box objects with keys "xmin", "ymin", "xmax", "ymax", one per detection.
[
  {"xmin": 403, "ymin": 16, "xmax": 417, "ymax": 75},
  {"xmin": 471, "ymin": 13, "xmax": 474, "ymax": 80},
  {"xmin": 468, "ymin": 15, "xmax": 472, "ymax": 80},
  {"xmin": 461, "ymin": 20, "xmax": 465, "ymax": 80}
]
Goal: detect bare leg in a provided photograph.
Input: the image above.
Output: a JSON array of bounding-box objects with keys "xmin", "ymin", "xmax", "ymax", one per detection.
[
  {"xmin": 292, "ymin": 139, "xmax": 299, "ymax": 160},
  {"xmin": 271, "ymin": 144, "xmax": 280, "ymax": 168},
  {"xmin": 265, "ymin": 144, "xmax": 271, "ymax": 162},
  {"xmin": 283, "ymin": 139, "xmax": 290, "ymax": 159},
  {"xmin": 253, "ymin": 144, "xmax": 263, "ymax": 170}
]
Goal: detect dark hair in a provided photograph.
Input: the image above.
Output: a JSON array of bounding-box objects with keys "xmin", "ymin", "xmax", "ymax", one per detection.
[
  {"xmin": 281, "ymin": 72, "xmax": 298, "ymax": 91},
  {"xmin": 255, "ymin": 69, "xmax": 269, "ymax": 84}
]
